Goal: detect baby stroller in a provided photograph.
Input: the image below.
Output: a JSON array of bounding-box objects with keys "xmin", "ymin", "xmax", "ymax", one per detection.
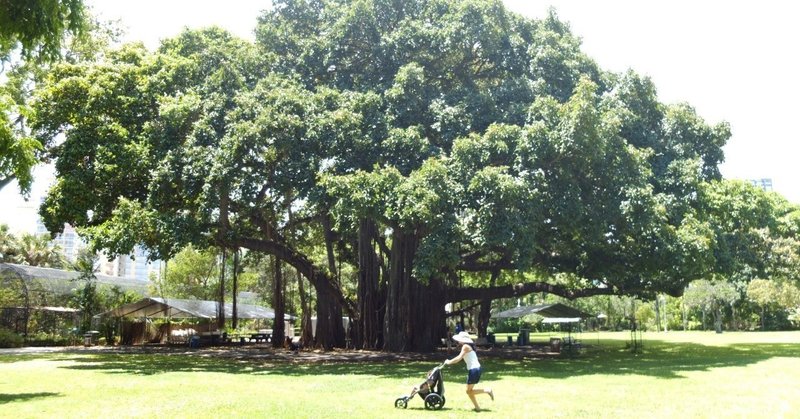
[{"xmin": 394, "ymin": 363, "xmax": 446, "ymax": 410}]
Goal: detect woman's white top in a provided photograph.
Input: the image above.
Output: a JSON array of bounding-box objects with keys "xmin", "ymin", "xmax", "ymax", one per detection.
[{"xmin": 464, "ymin": 347, "xmax": 480, "ymax": 370}]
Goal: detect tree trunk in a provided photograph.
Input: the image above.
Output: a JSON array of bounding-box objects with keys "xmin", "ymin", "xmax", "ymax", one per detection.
[
  {"xmin": 217, "ymin": 249, "xmax": 226, "ymax": 330},
  {"xmin": 383, "ymin": 229, "xmax": 446, "ymax": 352},
  {"xmin": 476, "ymin": 270, "xmax": 498, "ymax": 338},
  {"xmin": 713, "ymin": 305, "xmax": 723, "ymax": 334},
  {"xmin": 232, "ymin": 249, "xmax": 238, "ymax": 330},
  {"xmin": 654, "ymin": 296, "xmax": 662, "ymax": 332},
  {"xmin": 235, "ymin": 236, "xmax": 349, "ymax": 349},
  {"xmin": 701, "ymin": 310, "xmax": 707, "ymax": 331},
  {"xmin": 357, "ymin": 219, "xmax": 381, "ymax": 349},
  {"xmin": 272, "ymin": 255, "xmax": 286, "ymax": 348},
  {"xmin": 297, "ymin": 267, "xmax": 313, "ymax": 348},
  {"xmin": 384, "ymin": 229, "xmax": 414, "ymax": 352},
  {"xmin": 315, "ymin": 280, "xmax": 345, "ymax": 350},
  {"xmin": 322, "ymin": 215, "xmax": 338, "ymax": 283},
  {"xmin": 682, "ymin": 303, "xmax": 687, "ymax": 331}
]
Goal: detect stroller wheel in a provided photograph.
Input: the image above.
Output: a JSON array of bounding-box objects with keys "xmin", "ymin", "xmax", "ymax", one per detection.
[
  {"xmin": 424, "ymin": 393, "xmax": 444, "ymax": 411},
  {"xmin": 394, "ymin": 397, "xmax": 408, "ymax": 409}
]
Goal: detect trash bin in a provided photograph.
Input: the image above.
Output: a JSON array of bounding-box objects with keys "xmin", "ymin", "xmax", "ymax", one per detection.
[
  {"xmin": 518, "ymin": 329, "xmax": 530, "ymax": 346},
  {"xmin": 550, "ymin": 337, "xmax": 562, "ymax": 352},
  {"xmin": 83, "ymin": 331, "xmax": 100, "ymax": 347},
  {"xmin": 506, "ymin": 336, "xmax": 513, "ymax": 346},
  {"xmin": 189, "ymin": 335, "xmax": 200, "ymax": 348},
  {"xmin": 486, "ymin": 333, "xmax": 495, "ymax": 344}
]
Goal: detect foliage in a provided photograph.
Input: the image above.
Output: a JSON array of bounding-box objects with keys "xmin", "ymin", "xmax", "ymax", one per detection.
[
  {"xmin": 69, "ymin": 249, "xmax": 100, "ymax": 332},
  {"xmin": 28, "ymin": 0, "xmax": 800, "ymax": 350},
  {"xmin": 746, "ymin": 278, "xmax": 800, "ymax": 330},
  {"xmin": 0, "ymin": 223, "xmax": 17, "ymax": 263},
  {"xmin": 635, "ymin": 303, "xmax": 656, "ymax": 331},
  {"xmin": 150, "ymin": 245, "xmax": 220, "ymax": 300},
  {"xmin": 0, "ymin": 224, "xmax": 66, "ymax": 267},
  {"xmin": 0, "ymin": 0, "xmax": 87, "ymax": 62},
  {"xmin": 25, "ymin": 331, "xmax": 73, "ymax": 347},
  {"xmin": 0, "ymin": 326, "xmax": 23, "ymax": 348},
  {"xmin": 1, "ymin": 9, "xmax": 117, "ymax": 195},
  {"xmin": 682, "ymin": 280, "xmax": 739, "ymax": 332}
]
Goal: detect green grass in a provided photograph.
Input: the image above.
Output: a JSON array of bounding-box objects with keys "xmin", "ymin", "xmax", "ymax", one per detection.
[{"xmin": 1, "ymin": 331, "xmax": 799, "ymax": 418}]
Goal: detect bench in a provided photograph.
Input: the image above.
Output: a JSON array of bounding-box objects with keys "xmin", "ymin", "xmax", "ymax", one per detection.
[{"xmin": 250, "ymin": 333, "xmax": 271, "ymax": 343}]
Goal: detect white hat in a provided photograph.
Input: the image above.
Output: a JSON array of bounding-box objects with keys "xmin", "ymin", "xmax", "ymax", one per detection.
[{"xmin": 452, "ymin": 331, "xmax": 473, "ymax": 344}]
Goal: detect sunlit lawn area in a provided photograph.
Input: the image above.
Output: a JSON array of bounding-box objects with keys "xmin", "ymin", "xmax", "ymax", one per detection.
[{"xmin": 1, "ymin": 331, "xmax": 798, "ymax": 418}]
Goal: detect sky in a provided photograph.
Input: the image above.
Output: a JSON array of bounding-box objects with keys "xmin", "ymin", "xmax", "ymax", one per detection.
[{"xmin": 2, "ymin": 0, "xmax": 799, "ymax": 233}]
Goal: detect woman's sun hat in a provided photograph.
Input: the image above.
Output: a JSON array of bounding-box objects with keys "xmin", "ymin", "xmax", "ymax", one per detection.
[{"xmin": 452, "ymin": 331, "xmax": 474, "ymax": 344}]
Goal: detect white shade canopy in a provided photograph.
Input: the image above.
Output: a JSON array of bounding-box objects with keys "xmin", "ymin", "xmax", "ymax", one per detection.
[
  {"xmin": 95, "ymin": 297, "xmax": 295, "ymax": 321},
  {"xmin": 493, "ymin": 303, "xmax": 591, "ymax": 319}
]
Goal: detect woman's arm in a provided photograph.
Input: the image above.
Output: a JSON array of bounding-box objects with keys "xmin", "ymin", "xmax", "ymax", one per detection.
[{"xmin": 445, "ymin": 344, "xmax": 470, "ymax": 365}]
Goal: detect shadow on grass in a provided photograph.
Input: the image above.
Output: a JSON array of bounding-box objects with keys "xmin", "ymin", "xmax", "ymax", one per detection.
[
  {"xmin": 25, "ymin": 340, "xmax": 800, "ymax": 381},
  {"xmin": 497, "ymin": 341, "xmax": 800, "ymax": 380},
  {"xmin": 0, "ymin": 392, "xmax": 61, "ymax": 404}
]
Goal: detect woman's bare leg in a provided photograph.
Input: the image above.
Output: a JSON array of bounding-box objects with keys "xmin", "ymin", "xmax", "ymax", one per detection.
[{"xmin": 466, "ymin": 384, "xmax": 480, "ymax": 410}]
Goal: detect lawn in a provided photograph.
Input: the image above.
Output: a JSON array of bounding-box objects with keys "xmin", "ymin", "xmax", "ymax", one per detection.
[{"xmin": 1, "ymin": 331, "xmax": 798, "ymax": 418}]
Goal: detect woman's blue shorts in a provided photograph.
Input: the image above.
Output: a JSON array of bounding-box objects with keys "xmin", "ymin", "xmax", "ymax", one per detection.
[{"xmin": 467, "ymin": 368, "xmax": 482, "ymax": 385}]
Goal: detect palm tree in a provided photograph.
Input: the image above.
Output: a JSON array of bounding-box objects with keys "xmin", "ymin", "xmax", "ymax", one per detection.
[{"xmin": 14, "ymin": 233, "xmax": 66, "ymax": 268}]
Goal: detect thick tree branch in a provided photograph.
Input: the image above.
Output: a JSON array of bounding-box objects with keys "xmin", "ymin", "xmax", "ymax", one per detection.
[{"xmin": 233, "ymin": 236, "xmax": 357, "ymax": 316}]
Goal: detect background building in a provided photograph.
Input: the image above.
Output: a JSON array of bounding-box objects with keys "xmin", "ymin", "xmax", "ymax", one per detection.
[
  {"xmin": 749, "ymin": 178, "xmax": 773, "ymax": 191},
  {"xmin": 32, "ymin": 216, "xmax": 160, "ymax": 282}
]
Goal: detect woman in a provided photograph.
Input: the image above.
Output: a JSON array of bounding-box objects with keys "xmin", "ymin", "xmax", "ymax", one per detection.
[{"xmin": 444, "ymin": 331, "xmax": 494, "ymax": 411}]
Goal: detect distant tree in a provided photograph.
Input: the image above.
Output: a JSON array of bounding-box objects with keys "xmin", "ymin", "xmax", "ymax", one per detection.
[
  {"xmin": 150, "ymin": 245, "xmax": 219, "ymax": 300},
  {"xmin": 683, "ymin": 280, "xmax": 738, "ymax": 333},
  {"xmin": 12, "ymin": 232, "xmax": 65, "ymax": 268},
  {"xmin": 747, "ymin": 278, "xmax": 800, "ymax": 330},
  {"xmin": 70, "ymin": 248, "xmax": 99, "ymax": 332}
]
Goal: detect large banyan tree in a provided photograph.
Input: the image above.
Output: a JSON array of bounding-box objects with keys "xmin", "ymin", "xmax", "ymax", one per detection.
[{"xmin": 33, "ymin": 0, "xmax": 734, "ymax": 351}]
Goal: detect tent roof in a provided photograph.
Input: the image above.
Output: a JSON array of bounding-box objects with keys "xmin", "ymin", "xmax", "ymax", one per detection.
[
  {"xmin": 0, "ymin": 263, "xmax": 148, "ymax": 295},
  {"xmin": 96, "ymin": 297, "xmax": 295, "ymax": 320},
  {"xmin": 493, "ymin": 303, "xmax": 592, "ymax": 319},
  {"xmin": 541, "ymin": 317, "xmax": 581, "ymax": 324}
]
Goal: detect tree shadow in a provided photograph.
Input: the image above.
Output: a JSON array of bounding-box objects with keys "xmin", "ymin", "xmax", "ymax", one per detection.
[
  {"xmin": 0, "ymin": 392, "xmax": 62, "ymax": 404},
  {"xmin": 485, "ymin": 341, "xmax": 800, "ymax": 380},
  {"xmin": 24, "ymin": 340, "xmax": 800, "ymax": 381}
]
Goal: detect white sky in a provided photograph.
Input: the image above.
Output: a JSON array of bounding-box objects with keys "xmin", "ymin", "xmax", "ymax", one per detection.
[{"xmin": 2, "ymin": 0, "xmax": 799, "ymax": 233}]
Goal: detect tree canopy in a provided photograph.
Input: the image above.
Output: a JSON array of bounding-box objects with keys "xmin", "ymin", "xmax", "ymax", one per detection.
[
  {"xmin": 29, "ymin": 0, "xmax": 800, "ymax": 351},
  {"xmin": 0, "ymin": 0, "xmax": 87, "ymax": 62}
]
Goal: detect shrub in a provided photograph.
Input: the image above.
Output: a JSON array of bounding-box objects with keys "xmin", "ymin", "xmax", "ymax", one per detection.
[
  {"xmin": 0, "ymin": 327, "xmax": 24, "ymax": 348},
  {"xmin": 26, "ymin": 332, "xmax": 72, "ymax": 347}
]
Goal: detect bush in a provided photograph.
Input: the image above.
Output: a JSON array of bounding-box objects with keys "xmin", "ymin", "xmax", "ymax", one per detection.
[
  {"xmin": 26, "ymin": 332, "xmax": 73, "ymax": 347},
  {"xmin": 0, "ymin": 327, "xmax": 24, "ymax": 348}
]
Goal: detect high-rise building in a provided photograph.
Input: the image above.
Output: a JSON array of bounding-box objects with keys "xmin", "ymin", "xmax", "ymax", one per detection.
[
  {"xmin": 34, "ymin": 219, "xmax": 160, "ymax": 282},
  {"xmin": 35, "ymin": 220, "xmax": 84, "ymax": 263},
  {"xmin": 749, "ymin": 178, "xmax": 773, "ymax": 191},
  {"xmin": 100, "ymin": 246, "xmax": 163, "ymax": 282}
]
